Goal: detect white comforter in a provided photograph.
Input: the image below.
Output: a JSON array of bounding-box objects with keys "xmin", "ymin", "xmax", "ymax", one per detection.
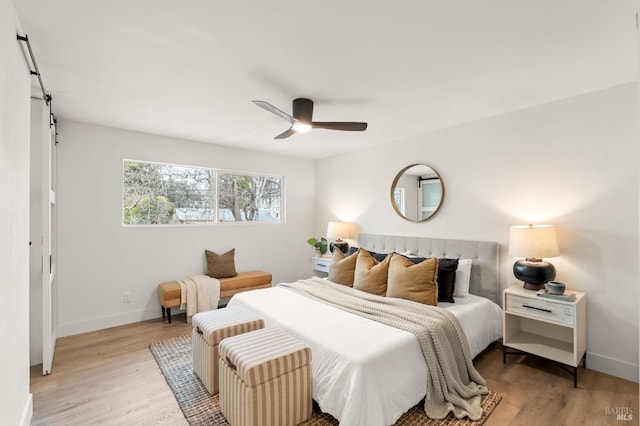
[{"xmin": 228, "ymin": 278, "xmax": 502, "ymax": 426}]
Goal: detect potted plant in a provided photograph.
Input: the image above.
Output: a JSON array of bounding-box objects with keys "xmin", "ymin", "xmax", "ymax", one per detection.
[{"xmin": 307, "ymin": 237, "xmax": 328, "ymax": 256}]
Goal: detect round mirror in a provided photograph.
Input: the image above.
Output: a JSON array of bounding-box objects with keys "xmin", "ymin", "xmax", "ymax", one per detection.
[{"xmin": 390, "ymin": 164, "xmax": 444, "ymax": 222}]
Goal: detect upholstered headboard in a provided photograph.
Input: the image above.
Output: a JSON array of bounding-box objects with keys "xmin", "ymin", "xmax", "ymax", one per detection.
[{"xmin": 358, "ymin": 233, "xmax": 500, "ymax": 304}]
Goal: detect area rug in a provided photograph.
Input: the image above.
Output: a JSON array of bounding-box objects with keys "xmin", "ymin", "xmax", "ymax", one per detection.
[{"xmin": 150, "ymin": 335, "xmax": 501, "ymax": 426}]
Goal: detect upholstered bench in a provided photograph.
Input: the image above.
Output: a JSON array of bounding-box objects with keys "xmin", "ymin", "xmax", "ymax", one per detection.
[
  {"xmin": 192, "ymin": 306, "xmax": 264, "ymax": 394},
  {"xmin": 156, "ymin": 270, "xmax": 272, "ymax": 323},
  {"xmin": 218, "ymin": 270, "xmax": 272, "ymax": 299},
  {"xmin": 219, "ymin": 327, "xmax": 312, "ymax": 426},
  {"xmin": 156, "ymin": 281, "xmax": 181, "ymax": 323}
]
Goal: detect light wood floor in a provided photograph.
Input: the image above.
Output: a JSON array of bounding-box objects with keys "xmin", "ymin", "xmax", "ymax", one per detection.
[{"xmin": 31, "ymin": 314, "xmax": 638, "ymax": 426}]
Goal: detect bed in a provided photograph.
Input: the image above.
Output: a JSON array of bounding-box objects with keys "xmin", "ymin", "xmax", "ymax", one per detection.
[{"xmin": 228, "ymin": 234, "xmax": 502, "ymax": 426}]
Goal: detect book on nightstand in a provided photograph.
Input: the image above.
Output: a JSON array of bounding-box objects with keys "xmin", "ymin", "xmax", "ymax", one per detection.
[{"xmin": 536, "ymin": 289, "xmax": 576, "ymax": 302}]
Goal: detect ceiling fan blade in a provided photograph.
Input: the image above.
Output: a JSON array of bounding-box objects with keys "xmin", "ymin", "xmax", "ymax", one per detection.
[
  {"xmin": 252, "ymin": 100, "xmax": 294, "ymax": 124},
  {"xmin": 311, "ymin": 122, "xmax": 368, "ymax": 131},
  {"xmin": 274, "ymin": 126, "xmax": 297, "ymax": 139}
]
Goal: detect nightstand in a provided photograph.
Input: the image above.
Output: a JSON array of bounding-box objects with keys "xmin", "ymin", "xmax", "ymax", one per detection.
[
  {"xmin": 502, "ymin": 284, "xmax": 586, "ymax": 387},
  {"xmin": 312, "ymin": 256, "xmax": 332, "ymax": 277}
]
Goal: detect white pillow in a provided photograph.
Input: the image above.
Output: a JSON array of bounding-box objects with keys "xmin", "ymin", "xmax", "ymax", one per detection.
[{"xmin": 453, "ymin": 258, "xmax": 472, "ymax": 297}]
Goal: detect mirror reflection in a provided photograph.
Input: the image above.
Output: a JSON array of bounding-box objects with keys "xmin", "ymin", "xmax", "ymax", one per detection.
[{"xmin": 390, "ymin": 164, "xmax": 444, "ymax": 222}]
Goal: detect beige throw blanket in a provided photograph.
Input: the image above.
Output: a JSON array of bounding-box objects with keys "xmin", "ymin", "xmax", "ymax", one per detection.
[
  {"xmin": 178, "ymin": 274, "xmax": 220, "ymax": 323},
  {"xmin": 279, "ymin": 278, "xmax": 488, "ymax": 421}
]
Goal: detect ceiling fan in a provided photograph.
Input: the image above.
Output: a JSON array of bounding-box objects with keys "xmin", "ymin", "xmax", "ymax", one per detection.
[{"xmin": 252, "ymin": 98, "xmax": 368, "ymax": 139}]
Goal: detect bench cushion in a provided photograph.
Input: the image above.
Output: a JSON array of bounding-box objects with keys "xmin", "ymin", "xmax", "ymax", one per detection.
[
  {"xmin": 219, "ymin": 270, "xmax": 272, "ymax": 298},
  {"xmin": 192, "ymin": 305, "xmax": 264, "ymax": 346},
  {"xmin": 218, "ymin": 327, "xmax": 311, "ymax": 386},
  {"xmin": 157, "ymin": 281, "xmax": 181, "ymax": 308},
  {"xmin": 157, "ymin": 271, "xmax": 272, "ymax": 309}
]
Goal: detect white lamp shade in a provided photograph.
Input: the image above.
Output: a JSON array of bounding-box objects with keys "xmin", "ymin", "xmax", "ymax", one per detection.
[
  {"xmin": 326, "ymin": 221, "xmax": 351, "ymax": 240},
  {"xmin": 509, "ymin": 224, "xmax": 560, "ymax": 259}
]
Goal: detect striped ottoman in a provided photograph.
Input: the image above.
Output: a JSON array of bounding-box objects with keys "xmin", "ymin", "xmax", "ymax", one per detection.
[
  {"xmin": 191, "ymin": 306, "xmax": 264, "ymax": 395},
  {"xmin": 219, "ymin": 327, "xmax": 312, "ymax": 426}
]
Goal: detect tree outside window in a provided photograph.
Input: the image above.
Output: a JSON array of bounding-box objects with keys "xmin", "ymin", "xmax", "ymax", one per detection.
[{"xmin": 217, "ymin": 172, "xmax": 282, "ymax": 222}]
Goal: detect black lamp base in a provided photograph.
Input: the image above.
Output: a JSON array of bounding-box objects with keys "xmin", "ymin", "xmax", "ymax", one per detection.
[
  {"xmin": 330, "ymin": 240, "xmax": 349, "ymax": 254},
  {"xmin": 513, "ymin": 259, "xmax": 556, "ymax": 291},
  {"xmin": 523, "ymin": 282, "xmax": 546, "ymax": 291}
]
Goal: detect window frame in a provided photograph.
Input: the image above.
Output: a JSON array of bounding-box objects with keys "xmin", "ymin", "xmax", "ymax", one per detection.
[{"xmin": 122, "ymin": 159, "xmax": 285, "ymax": 227}]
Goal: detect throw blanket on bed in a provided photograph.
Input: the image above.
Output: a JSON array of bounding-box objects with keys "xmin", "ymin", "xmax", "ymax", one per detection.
[
  {"xmin": 279, "ymin": 277, "xmax": 488, "ymax": 421},
  {"xmin": 178, "ymin": 274, "xmax": 220, "ymax": 323}
]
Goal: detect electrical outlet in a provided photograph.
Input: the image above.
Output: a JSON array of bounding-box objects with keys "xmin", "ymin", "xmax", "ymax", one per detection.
[{"xmin": 123, "ymin": 291, "xmax": 132, "ymax": 303}]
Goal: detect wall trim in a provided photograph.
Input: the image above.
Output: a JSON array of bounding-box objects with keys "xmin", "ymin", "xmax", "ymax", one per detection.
[
  {"xmin": 57, "ymin": 307, "xmax": 164, "ymax": 338},
  {"xmin": 587, "ymin": 351, "xmax": 639, "ymax": 383}
]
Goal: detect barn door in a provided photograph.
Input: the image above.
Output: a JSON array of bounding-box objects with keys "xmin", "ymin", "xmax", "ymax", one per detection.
[{"xmin": 42, "ymin": 113, "xmax": 57, "ymax": 375}]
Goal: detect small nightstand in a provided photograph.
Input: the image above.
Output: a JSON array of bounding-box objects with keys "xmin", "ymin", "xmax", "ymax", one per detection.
[
  {"xmin": 502, "ymin": 284, "xmax": 586, "ymax": 387},
  {"xmin": 311, "ymin": 256, "xmax": 332, "ymax": 277}
]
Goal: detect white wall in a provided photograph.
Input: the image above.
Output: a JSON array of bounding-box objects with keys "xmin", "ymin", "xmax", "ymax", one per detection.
[
  {"xmin": 1, "ymin": 0, "xmax": 33, "ymax": 423},
  {"xmin": 316, "ymin": 84, "xmax": 639, "ymax": 382},
  {"xmin": 55, "ymin": 121, "xmax": 315, "ymax": 336}
]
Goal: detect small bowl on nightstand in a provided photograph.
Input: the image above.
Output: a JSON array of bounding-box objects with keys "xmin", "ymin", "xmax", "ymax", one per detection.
[{"xmin": 545, "ymin": 281, "xmax": 566, "ymax": 295}]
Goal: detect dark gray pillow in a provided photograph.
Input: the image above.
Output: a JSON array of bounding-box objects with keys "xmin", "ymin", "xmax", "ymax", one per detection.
[
  {"xmin": 348, "ymin": 247, "xmax": 390, "ymax": 262},
  {"xmin": 437, "ymin": 258, "xmax": 459, "ymax": 303}
]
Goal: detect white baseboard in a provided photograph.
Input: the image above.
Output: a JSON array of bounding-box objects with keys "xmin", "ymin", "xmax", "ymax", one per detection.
[
  {"xmin": 57, "ymin": 306, "xmax": 167, "ymax": 338},
  {"xmin": 587, "ymin": 351, "xmax": 639, "ymax": 383},
  {"xmin": 20, "ymin": 394, "xmax": 32, "ymax": 426}
]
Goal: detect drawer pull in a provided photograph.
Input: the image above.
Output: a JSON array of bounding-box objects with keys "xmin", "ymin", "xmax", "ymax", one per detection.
[{"xmin": 522, "ymin": 304, "xmax": 552, "ymax": 313}]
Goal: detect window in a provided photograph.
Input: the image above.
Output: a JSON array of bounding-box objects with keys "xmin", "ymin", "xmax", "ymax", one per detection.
[
  {"xmin": 393, "ymin": 187, "xmax": 405, "ymax": 215},
  {"xmin": 123, "ymin": 160, "xmax": 214, "ymax": 225},
  {"xmin": 419, "ymin": 178, "xmax": 442, "ymax": 220},
  {"xmin": 122, "ymin": 160, "xmax": 283, "ymax": 225},
  {"xmin": 217, "ymin": 172, "xmax": 282, "ymax": 222}
]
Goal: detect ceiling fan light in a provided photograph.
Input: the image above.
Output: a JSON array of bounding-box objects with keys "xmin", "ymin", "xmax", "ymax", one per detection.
[{"xmin": 293, "ymin": 122, "xmax": 312, "ymax": 133}]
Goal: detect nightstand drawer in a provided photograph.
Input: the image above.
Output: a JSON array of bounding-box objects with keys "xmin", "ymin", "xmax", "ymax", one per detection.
[
  {"xmin": 312, "ymin": 257, "xmax": 331, "ymax": 273},
  {"xmin": 506, "ymin": 294, "xmax": 574, "ymax": 326}
]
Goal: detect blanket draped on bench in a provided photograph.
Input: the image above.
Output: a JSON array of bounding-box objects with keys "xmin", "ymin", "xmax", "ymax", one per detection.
[
  {"xmin": 278, "ymin": 278, "xmax": 488, "ymax": 421},
  {"xmin": 178, "ymin": 274, "xmax": 220, "ymax": 323}
]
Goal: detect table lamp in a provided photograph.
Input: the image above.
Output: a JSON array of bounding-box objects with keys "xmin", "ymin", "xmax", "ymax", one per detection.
[
  {"xmin": 326, "ymin": 221, "xmax": 351, "ymax": 254},
  {"xmin": 509, "ymin": 224, "xmax": 560, "ymax": 290}
]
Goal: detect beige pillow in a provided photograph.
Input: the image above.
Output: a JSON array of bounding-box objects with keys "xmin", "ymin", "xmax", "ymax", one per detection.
[
  {"xmin": 387, "ymin": 254, "xmax": 438, "ymax": 305},
  {"xmin": 328, "ymin": 249, "xmax": 357, "ymax": 286},
  {"xmin": 205, "ymin": 248, "xmax": 238, "ymax": 278},
  {"xmin": 353, "ymin": 249, "xmax": 391, "ymax": 296}
]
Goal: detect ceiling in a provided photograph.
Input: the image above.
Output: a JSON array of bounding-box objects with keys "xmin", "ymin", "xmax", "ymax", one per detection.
[{"xmin": 14, "ymin": 1, "xmax": 640, "ymax": 160}]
